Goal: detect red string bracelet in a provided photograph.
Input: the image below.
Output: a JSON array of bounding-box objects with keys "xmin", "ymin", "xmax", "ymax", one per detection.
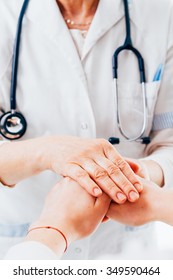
[{"xmin": 27, "ymin": 226, "xmax": 68, "ymax": 252}]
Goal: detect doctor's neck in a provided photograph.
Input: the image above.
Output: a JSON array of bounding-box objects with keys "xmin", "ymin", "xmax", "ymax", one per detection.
[{"xmin": 56, "ymin": 0, "xmax": 99, "ymax": 29}]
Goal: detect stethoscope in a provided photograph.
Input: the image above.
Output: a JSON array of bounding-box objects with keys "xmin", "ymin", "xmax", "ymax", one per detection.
[
  {"xmin": 0, "ymin": 0, "xmax": 150, "ymax": 144},
  {"xmin": 108, "ymin": 0, "xmax": 150, "ymax": 145}
]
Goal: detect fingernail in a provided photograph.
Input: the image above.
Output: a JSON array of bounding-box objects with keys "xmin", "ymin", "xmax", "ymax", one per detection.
[
  {"xmin": 135, "ymin": 183, "xmax": 143, "ymax": 192},
  {"xmin": 93, "ymin": 188, "xmax": 102, "ymax": 196},
  {"xmin": 129, "ymin": 191, "xmax": 139, "ymax": 201},
  {"xmin": 116, "ymin": 192, "xmax": 127, "ymax": 201}
]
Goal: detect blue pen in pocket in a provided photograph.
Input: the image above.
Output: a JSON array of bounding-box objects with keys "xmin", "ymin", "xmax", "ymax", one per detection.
[{"xmin": 153, "ymin": 64, "xmax": 164, "ymax": 82}]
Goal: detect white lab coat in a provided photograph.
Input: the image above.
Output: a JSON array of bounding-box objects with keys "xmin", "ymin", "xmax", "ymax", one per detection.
[
  {"xmin": 0, "ymin": 0, "xmax": 173, "ymax": 259},
  {"xmin": 4, "ymin": 241, "xmax": 58, "ymax": 260},
  {"xmin": 4, "ymin": 239, "xmax": 172, "ymax": 260}
]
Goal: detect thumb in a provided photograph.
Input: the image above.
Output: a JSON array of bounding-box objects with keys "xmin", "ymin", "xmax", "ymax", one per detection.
[{"xmin": 125, "ymin": 158, "xmax": 140, "ymax": 173}]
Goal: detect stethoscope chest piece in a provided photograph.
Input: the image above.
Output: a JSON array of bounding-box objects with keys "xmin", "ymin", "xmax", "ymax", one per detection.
[{"xmin": 0, "ymin": 111, "xmax": 27, "ymax": 140}]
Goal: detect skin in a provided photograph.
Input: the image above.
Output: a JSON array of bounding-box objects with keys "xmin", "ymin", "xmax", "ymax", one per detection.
[
  {"xmin": 107, "ymin": 178, "xmax": 171, "ymax": 226},
  {"xmin": 56, "ymin": 0, "xmax": 100, "ymax": 30},
  {"xmin": 139, "ymin": 160, "xmax": 164, "ymax": 187},
  {"xmin": 126, "ymin": 158, "xmax": 164, "ymax": 187},
  {"xmin": 26, "ymin": 178, "xmax": 111, "ymax": 256}
]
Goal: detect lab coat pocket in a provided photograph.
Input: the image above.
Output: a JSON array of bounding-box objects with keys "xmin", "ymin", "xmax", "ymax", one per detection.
[{"xmin": 116, "ymin": 81, "xmax": 160, "ymax": 138}]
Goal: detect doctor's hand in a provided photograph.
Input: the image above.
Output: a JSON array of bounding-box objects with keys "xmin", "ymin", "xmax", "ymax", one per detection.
[
  {"xmin": 0, "ymin": 136, "xmax": 142, "ymax": 203},
  {"xmin": 106, "ymin": 178, "xmax": 165, "ymax": 226},
  {"xmin": 43, "ymin": 136, "xmax": 142, "ymax": 203},
  {"xmin": 26, "ymin": 177, "xmax": 111, "ymax": 256}
]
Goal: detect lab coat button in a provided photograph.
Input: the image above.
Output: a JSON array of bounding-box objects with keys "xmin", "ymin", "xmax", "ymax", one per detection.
[
  {"xmin": 75, "ymin": 247, "xmax": 82, "ymax": 253},
  {"xmin": 81, "ymin": 123, "xmax": 88, "ymax": 130}
]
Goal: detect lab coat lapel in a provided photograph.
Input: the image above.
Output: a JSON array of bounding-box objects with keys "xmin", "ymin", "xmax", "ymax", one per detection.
[
  {"xmin": 82, "ymin": 0, "xmax": 133, "ymax": 60},
  {"xmin": 26, "ymin": 0, "xmax": 87, "ymax": 88}
]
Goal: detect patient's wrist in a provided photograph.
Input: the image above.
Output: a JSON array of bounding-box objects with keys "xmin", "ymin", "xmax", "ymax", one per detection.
[
  {"xmin": 25, "ymin": 227, "xmax": 67, "ymax": 256},
  {"xmin": 25, "ymin": 216, "xmax": 78, "ymax": 255}
]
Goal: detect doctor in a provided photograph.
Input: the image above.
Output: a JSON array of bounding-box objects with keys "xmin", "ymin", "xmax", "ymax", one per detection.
[{"xmin": 0, "ymin": 0, "xmax": 173, "ymax": 259}]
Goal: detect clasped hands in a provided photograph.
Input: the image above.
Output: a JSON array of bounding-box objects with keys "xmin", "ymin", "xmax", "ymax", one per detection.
[
  {"xmin": 29, "ymin": 160, "xmax": 161, "ymax": 255},
  {"xmin": 26, "ymin": 137, "xmax": 165, "ymax": 255}
]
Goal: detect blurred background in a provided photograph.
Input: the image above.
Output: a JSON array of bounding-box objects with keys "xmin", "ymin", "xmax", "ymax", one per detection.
[{"xmin": 155, "ymin": 222, "xmax": 173, "ymax": 259}]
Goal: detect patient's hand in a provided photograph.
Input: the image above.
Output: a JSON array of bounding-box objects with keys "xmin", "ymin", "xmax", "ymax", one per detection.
[
  {"xmin": 125, "ymin": 158, "xmax": 150, "ymax": 180},
  {"xmin": 29, "ymin": 177, "xmax": 111, "ymax": 253},
  {"xmin": 106, "ymin": 178, "xmax": 162, "ymax": 226},
  {"xmin": 126, "ymin": 158, "xmax": 164, "ymax": 187}
]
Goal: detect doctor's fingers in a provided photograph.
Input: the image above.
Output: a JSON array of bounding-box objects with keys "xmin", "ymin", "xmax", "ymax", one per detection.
[
  {"xmin": 63, "ymin": 163, "xmax": 126, "ymax": 203},
  {"xmin": 95, "ymin": 157, "xmax": 141, "ymax": 202},
  {"xmin": 81, "ymin": 159, "xmax": 138, "ymax": 203},
  {"xmin": 67, "ymin": 162, "xmax": 127, "ymax": 203},
  {"xmin": 62, "ymin": 164, "xmax": 103, "ymax": 197},
  {"xmin": 102, "ymin": 143, "xmax": 143, "ymax": 193}
]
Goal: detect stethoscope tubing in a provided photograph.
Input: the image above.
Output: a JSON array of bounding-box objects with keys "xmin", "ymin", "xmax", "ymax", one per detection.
[
  {"xmin": 113, "ymin": 79, "xmax": 148, "ymax": 142},
  {"xmin": 10, "ymin": 0, "xmax": 30, "ymax": 110}
]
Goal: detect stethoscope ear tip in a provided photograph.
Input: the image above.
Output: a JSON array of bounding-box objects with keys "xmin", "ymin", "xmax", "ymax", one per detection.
[
  {"xmin": 108, "ymin": 137, "xmax": 120, "ymax": 145},
  {"xmin": 108, "ymin": 136, "xmax": 151, "ymax": 145},
  {"xmin": 141, "ymin": 137, "xmax": 151, "ymax": 145}
]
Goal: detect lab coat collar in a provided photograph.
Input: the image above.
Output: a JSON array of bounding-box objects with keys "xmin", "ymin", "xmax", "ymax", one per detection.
[
  {"xmin": 25, "ymin": 0, "xmax": 133, "ymax": 83},
  {"xmin": 26, "ymin": 0, "xmax": 88, "ymax": 88},
  {"xmin": 82, "ymin": 0, "xmax": 133, "ymax": 59}
]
